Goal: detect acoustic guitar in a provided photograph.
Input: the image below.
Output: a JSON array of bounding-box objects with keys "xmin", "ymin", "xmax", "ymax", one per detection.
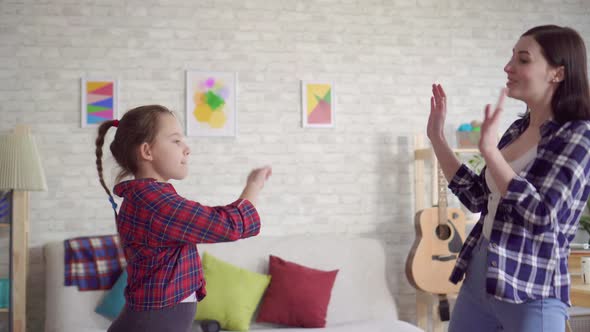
[{"xmin": 406, "ymin": 164, "xmax": 466, "ymax": 295}]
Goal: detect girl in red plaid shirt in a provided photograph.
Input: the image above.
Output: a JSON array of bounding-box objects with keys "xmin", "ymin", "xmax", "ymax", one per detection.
[{"xmin": 95, "ymin": 105, "xmax": 272, "ymax": 332}]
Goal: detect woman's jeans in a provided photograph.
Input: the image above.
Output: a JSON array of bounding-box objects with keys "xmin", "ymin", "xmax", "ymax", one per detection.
[{"xmin": 448, "ymin": 237, "xmax": 568, "ymax": 332}]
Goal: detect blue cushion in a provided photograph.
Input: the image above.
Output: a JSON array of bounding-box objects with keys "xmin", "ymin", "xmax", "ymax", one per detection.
[{"xmin": 95, "ymin": 270, "xmax": 127, "ymax": 319}]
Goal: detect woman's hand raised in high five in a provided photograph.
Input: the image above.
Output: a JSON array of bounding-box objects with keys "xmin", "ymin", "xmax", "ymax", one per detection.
[
  {"xmin": 426, "ymin": 84, "xmax": 462, "ymax": 182},
  {"xmin": 479, "ymin": 89, "xmax": 507, "ymax": 158},
  {"xmin": 427, "ymin": 84, "xmax": 448, "ymax": 144}
]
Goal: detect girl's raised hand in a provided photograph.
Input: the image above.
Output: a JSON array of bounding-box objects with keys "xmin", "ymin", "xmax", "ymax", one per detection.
[{"xmin": 247, "ymin": 166, "xmax": 272, "ymax": 189}]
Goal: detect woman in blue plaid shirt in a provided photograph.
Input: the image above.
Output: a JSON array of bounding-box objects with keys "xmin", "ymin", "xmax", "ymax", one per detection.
[{"xmin": 428, "ymin": 25, "xmax": 590, "ymax": 332}]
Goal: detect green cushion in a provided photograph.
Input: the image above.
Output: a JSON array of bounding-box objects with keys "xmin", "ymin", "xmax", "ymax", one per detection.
[
  {"xmin": 95, "ymin": 270, "xmax": 127, "ymax": 319},
  {"xmin": 195, "ymin": 252, "xmax": 271, "ymax": 331}
]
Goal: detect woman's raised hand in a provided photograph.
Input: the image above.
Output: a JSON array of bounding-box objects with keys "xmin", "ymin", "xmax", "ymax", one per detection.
[
  {"xmin": 427, "ymin": 84, "xmax": 448, "ymax": 143},
  {"xmin": 479, "ymin": 89, "xmax": 507, "ymax": 157}
]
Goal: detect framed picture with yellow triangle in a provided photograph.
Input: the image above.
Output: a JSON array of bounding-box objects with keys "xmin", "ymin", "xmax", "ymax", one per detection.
[
  {"xmin": 301, "ymin": 81, "xmax": 335, "ymax": 128},
  {"xmin": 81, "ymin": 78, "xmax": 119, "ymax": 128}
]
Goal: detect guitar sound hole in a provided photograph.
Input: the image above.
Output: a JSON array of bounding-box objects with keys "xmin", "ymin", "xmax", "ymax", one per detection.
[{"xmin": 435, "ymin": 225, "xmax": 451, "ymax": 240}]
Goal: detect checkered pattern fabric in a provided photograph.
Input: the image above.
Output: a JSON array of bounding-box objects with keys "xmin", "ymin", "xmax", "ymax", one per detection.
[{"xmin": 64, "ymin": 234, "xmax": 126, "ymax": 290}]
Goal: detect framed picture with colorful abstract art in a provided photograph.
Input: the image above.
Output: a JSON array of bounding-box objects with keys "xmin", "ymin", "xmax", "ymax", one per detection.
[
  {"xmin": 81, "ymin": 78, "xmax": 118, "ymax": 128},
  {"xmin": 301, "ymin": 81, "xmax": 334, "ymax": 128},
  {"xmin": 186, "ymin": 71, "xmax": 237, "ymax": 137}
]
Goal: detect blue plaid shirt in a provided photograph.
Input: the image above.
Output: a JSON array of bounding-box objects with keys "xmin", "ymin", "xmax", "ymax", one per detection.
[{"xmin": 448, "ymin": 114, "xmax": 590, "ymax": 305}]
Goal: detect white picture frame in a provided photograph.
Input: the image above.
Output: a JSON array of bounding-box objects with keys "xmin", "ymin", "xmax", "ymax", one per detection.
[
  {"xmin": 301, "ymin": 81, "xmax": 335, "ymax": 128},
  {"xmin": 81, "ymin": 77, "xmax": 119, "ymax": 128},
  {"xmin": 185, "ymin": 71, "xmax": 238, "ymax": 137}
]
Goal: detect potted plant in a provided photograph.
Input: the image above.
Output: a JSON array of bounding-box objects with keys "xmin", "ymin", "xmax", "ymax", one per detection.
[
  {"xmin": 456, "ymin": 153, "xmax": 485, "ymax": 226},
  {"xmin": 466, "ymin": 154, "xmax": 485, "ymax": 174},
  {"xmin": 579, "ymin": 200, "xmax": 590, "ymax": 245}
]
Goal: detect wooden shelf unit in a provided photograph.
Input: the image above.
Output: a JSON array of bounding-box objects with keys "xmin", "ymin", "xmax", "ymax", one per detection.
[{"xmin": 412, "ymin": 136, "xmax": 479, "ymax": 332}]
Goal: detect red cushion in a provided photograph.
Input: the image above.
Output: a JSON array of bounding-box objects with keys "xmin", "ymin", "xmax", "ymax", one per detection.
[{"xmin": 256, "ymin": 255, "xmax": 339, "ymax": 328}]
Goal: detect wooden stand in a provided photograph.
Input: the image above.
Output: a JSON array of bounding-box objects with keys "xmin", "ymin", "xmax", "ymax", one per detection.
[
  {"xmin": 413, "ymin": 135, "xmax": 478, "ymax": 331},
  {"xmin": 12, "ymin": 187, "xmax": 27, "ymax": 332},
  {"xmin": 569, "ymin": 251, "xmax": 590, "ymax": 307}
]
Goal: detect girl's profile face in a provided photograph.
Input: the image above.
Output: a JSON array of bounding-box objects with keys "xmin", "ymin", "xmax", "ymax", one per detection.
[{"xmin": 147, "ymin": 113, "xmax": 191, "ymax": 182}]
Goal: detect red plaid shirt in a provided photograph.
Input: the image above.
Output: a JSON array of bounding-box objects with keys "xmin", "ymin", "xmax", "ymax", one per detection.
[{"xmin": 113, "ymin": 178, "xmax": 261, "ymax": 311}]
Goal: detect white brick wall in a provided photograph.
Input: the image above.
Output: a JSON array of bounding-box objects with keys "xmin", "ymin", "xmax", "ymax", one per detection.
[{"xmin": 1, "ymin": 0, "xmax": 590, "ymax": 330}]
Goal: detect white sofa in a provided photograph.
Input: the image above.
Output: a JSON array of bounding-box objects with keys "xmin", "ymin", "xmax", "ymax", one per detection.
[{"xmin": 44, "ymin": 235, "xmax": 423, "ymax": 332}]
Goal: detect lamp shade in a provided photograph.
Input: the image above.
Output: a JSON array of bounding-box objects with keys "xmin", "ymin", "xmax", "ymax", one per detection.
[{"xmin": 0, "ymin": 133, "xmax": 47, "ymax": 191}]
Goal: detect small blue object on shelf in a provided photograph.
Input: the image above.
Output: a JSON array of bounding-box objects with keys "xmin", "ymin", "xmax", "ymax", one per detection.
[
  {"xmin": 0, "ymin": 278, "xmax": 9, "ymax": 308},
  {"xmin": 457, "ymin": 123, "xmax": 473, "ymax": 132}
]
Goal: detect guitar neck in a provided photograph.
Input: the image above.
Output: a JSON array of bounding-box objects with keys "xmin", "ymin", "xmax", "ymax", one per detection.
[{"xmin": 437, "ymin": 164, "xmax": 448, "ymax": 226}]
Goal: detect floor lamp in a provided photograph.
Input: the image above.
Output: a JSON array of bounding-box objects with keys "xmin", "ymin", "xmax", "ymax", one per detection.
[{"xmin": 0, "ymin": 125, "xmax": 47, "ymax": 332}]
